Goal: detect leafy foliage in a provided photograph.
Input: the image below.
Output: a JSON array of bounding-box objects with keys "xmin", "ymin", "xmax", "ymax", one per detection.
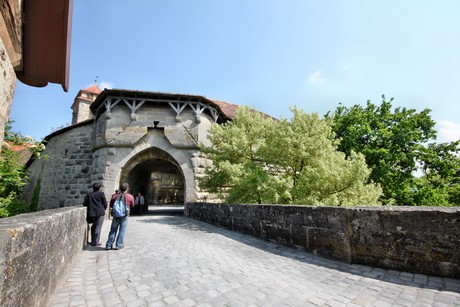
[
  {"xmin": 0, "ymin": 120, "xmax": 46, "ymax": 217},
  {"xmin": 199, "ymin": 107, "xmax": 382, "ymax": 206},
  {"xmin": 0, "ymin": 194, "xmax": 31, "ymax": 218},
  {"xmin": 0, "ymin": 146, "xmax": 27, "ymax": 197},
  {"xmin": 326, "ymin": 96, "xmax": 460, "ymax": 206}
]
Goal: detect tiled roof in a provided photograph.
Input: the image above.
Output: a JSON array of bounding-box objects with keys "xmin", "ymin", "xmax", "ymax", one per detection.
[
  {"xmin": 210, "ymin": 99, "xmax": 239, "ymax": 119},
  {"xmin": 3, "ymin": 141, "xmax": 34, "ymax": 165},
  {"xmin": 88, "ymin": 88, "xmax": 275, "ymax": 123},
  {"xmin": 82, "ymin": 84, "xmax": 102, "ymax": 94},
  {"xmin": 89, "ymin": 89, "xmax": 240, "ymax": 121},
  {"xmin": 74, "ymin": 85, "xmax": 102, "ymax": 104}
]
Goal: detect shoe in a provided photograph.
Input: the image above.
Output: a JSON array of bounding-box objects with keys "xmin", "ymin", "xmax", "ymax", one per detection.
[
  {"xmin": 106, "ymin": 246, "xmax": 112, "ymax": 250},
  {"xmin": 91, "ymin": 243, "xmax": 102, "ymax": 247},
  {"xmin": 115, "ymin": 245, "xmax": 123, "ymax": 250}
]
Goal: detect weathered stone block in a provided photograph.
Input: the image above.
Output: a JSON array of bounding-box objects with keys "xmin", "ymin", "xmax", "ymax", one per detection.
[
  {"xmin": 0, "ymin": 39, "xmax": 16, "ymax": 150},
  {"xmin": 22, "ymin": 125, "xmax": 93, "ymax": 209},
  {"xmin": 306, "ymin": 227, "xmax": 351, "ymax": 262},
  {"xmin": 185, "ymin": 203, "xmax": 460, "ymax": 278},
  {"xmin": 164, "ymin": 125, "xmax": 200, "ymax": 149},
  {"xmin": 0, "ymin": 207, "xmax": 87, "ymax": 307}
]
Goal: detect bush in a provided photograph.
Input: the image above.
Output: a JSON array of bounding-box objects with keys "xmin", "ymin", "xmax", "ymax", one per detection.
[
  {"xmin": 0, "ymin": 119, "xmax": 46, "ymax": 217},
  {"xmin": 0, "ymin": 194, "xmax": 31, "ymax": 218}
]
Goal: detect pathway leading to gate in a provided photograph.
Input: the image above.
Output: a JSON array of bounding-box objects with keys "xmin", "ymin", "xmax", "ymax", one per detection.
[{"xmin": 49, "ymin": 212, "xmax": 460, "ymax": 307}]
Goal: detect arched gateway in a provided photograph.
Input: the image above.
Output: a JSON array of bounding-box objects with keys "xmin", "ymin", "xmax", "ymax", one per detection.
[
  {"xmin": 120, "ymin": 147, "xmax": 185, "ymax": 206},
  {"xmin": 23, "ymin": 87, "xmax": 238, "ymax": 210}
]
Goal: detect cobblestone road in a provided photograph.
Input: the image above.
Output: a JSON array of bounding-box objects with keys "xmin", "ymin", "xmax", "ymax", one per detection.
[{"xmin": 49, "ymin": 214, "xmax": 460, "ymax": 307}]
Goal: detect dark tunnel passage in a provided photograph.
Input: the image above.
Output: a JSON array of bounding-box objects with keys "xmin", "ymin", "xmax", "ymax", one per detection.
[{"xmin": 120, "ymin": 148, "xmax": 185, "ymax": 213}]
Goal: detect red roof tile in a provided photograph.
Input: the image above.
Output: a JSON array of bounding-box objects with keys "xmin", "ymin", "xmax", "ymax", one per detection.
[
  {"xmin": 82, "ymin": 84, "xmax": 102, "ymax": 94},
  {"xmin": 3, "ymin": 141, "xmax": 34, "ymax": 165},
  {"xmin": 211, "ymin": 99, "xmax": 239, "ymax": 119}
]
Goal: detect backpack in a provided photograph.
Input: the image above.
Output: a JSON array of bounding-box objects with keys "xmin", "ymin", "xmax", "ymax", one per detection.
[{"xmin": 111, "ymin": 193, "xmax": 129, "ymax": 218}]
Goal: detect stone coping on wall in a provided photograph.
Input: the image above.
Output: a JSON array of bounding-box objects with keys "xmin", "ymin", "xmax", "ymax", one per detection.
[
  {"xmin": 185, "ymin": 203, "xmax": 460, "ymax": 279},
  {"xmin": 0, "ymin": 206, "xmax": 87, "ymax": 307}
]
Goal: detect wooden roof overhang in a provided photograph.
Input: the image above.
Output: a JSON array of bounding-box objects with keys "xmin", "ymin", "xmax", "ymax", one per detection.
[
  {"xmin": 90, "ymin": 89, "xmax": 238, "ymax": 123},
  {"xmin": 16, "ymin": 0, "xmax": 73, "ymax": 92}
]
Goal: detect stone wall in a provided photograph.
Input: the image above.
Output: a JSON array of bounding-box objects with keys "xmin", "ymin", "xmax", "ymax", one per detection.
[
  {"xmin": 23, "ymin": 123, "xmax": 94, "ymax": 209},
  {"xmin": 72, "ymin": 100, "xmax": 94, "ymax": 125},
  {"xmin": 24, "ymin": 92, "xmax": 228, "ymax": 210},
  {"xmin": 185, "ymin": 203, "xmax": 460, "ymax": 278},
  {"xmin": 0, "ymin": 0, "xmax": 22, "ymax": 150},
  {"xmin": 0, "ymin": 206, "xmax": 87, "ymax": 307},
  {"xmin": 24, "ymin": 101, "xmax": 219, "ymax": 209},
  {"xmin": 91, "ymin": 103, "xmax": 216, "ymax": 203},
  {"xmin": 0, "ymin": 38, "xmax": 16, "ymax": 150}
]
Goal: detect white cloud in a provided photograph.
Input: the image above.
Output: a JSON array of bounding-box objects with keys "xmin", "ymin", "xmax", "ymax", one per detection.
[
  {"xmin": 308, "ymin": 70, "xmax": 326, "ymax": 86},
  {"xmin": 100, "ymin": 81, "xmax": 114, "ymax": 90},
  {"xmin": 437, "ymin": 120, "xmax": 460, "ymax": 143}
]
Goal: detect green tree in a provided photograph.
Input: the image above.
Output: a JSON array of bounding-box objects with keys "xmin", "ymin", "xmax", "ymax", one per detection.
[
  {"xmin": 416, "ymin": 141, "xmax": 460, "ymax": 205},
  {"xmin": 198, "ymin": 107, "xmax": 277, "ymax": 204},
  {"xmin": 199, "ymin": 107, "xmax": 382, "ymax": 206},
  {"xmin": 326, "ymin": 96, "xmax": 460, "ymax": 206}
]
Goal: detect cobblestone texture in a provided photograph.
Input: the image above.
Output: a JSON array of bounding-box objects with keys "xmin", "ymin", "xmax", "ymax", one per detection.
[{"xmin": 49, "ymin": 214, "xmax": 460, "ymax": 306}]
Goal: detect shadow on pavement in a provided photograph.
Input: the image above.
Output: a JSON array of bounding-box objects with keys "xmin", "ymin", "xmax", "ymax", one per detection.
[
  {"xmin": 132, "ymin": 206, "xmax": 184, "ymax": 216},
  {"xmin": 137, "ymin": 214, "xmax": 460, "ymax": 293}
]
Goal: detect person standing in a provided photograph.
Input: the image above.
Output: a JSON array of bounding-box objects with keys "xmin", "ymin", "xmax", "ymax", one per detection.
[
  {"xmin": 135, "ymin": 192, "xmax": 145, "ymax": 215},
  {"xmin": 83, "ymin": 182, "xmax": 108, "ymax": 246},
  {"xmin": 105, "ymin": 183, "xmax": 135, "ymax": 250}
]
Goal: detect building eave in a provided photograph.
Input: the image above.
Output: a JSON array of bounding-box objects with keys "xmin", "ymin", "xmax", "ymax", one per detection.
[
  {"xmin": 90, "ymin": 88, "xmax": 238, "ymax": 121},
  {"xmin": 16, "ymin": 0, "xmax": 73, "ymax": 92}
]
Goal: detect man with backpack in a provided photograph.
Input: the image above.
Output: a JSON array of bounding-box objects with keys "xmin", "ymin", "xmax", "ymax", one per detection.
[
  {"xmin": 83, "ymin": 182, "xmax": 108, "ymax": 246},
  {"xmin": 105, "ymin": 183, "xmax": 135, "ymax": 250}
]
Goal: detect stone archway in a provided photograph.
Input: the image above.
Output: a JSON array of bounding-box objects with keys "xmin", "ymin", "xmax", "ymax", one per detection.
[{"xmin": 119, "ymin": 147, "xmax": 185, "ymax": 211}]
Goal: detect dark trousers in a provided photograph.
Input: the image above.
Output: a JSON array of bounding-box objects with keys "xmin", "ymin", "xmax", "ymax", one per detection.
[{"xmin": 90, "ymin": 215, "xmax": 104, "ymax": 245}]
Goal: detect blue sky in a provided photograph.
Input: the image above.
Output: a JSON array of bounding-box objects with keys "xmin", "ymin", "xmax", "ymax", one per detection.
[{"xmin": 11, "ymin": 0, "xmax": 460, "ymax": 143}]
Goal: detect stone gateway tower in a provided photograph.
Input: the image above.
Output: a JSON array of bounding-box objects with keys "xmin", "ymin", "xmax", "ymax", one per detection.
[{"xmin": 23, "ymin": 87, "xmax": 238, "ymax": 210}]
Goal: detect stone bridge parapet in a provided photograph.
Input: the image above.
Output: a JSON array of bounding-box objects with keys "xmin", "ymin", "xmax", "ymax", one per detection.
[
  {"xmin": 0, "ymin": 206, "xmax": 86, "ymax": 307},
  {"xmin": 185, "ymin": 203, "xmax": 460, "ymax": 279}
]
